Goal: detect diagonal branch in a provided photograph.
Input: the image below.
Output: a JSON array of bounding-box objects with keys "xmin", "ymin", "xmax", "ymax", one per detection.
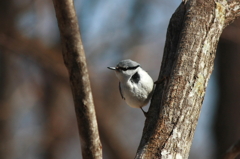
[
  {"xmin": 223, "ymin": 139, "xmax": 240, "ymax": 159},
  {"xmin": 52, "ymin": 0, "xmax": 102, "ymax": 158},
  {"xmin": 136, "ymin": 0, "xmax": 240, "ymax": 158}
]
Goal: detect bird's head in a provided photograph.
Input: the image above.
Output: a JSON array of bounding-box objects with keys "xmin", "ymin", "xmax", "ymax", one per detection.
[{"xmin": 108, "ymin": 59, "xmax": 140, "ymax": 82}]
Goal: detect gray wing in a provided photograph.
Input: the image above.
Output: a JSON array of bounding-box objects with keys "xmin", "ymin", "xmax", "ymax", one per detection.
[{"xmin": 119, "ymin": 82, "xmax": 125, "ymax": 100}]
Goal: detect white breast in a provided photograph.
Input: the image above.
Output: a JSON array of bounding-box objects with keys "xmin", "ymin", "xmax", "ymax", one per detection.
[{"xmin": 121, "ymin": 69, "xmax": 154, "ymax": 108}]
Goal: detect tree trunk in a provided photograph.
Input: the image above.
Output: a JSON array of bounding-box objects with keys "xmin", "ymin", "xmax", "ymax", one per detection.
[
  {"xmin": 136, "ymin": 0, "xmax": 240, "ymax": 158},
  {"xmin": 52, "ymin": 0, "xmax": 102, "ymax": 158}
]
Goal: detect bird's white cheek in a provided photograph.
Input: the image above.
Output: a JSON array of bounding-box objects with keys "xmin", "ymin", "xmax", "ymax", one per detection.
[
  {"xmin": 115, "ymin": 71, "xmax": 127, "ymax": 82},
  {"xmin": 114, "ymin": 71, "xmax": 121, "ymax": 79}
]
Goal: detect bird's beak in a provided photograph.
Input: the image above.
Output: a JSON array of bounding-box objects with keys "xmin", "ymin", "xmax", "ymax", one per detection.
[{"xmin": 107, "ymin": 67, "xmax": 116, "ymax": 70}]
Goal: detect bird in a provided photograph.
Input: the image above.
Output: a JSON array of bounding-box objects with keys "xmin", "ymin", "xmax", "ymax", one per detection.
[{"xmin": 108, "ymin": 59, "xmax": 154, "ymax": 116}]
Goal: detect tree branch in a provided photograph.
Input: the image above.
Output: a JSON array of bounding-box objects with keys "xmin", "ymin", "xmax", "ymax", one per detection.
[
  {"xmin": 223, "ymin": 139, "xmax": 240, "ymax": 159},
  {"xmin": 225, "ymin": 1, "xmax": 240, "ymax": 25},
  {"xmin": 136, "ymin": 0, "xmax": 240, "ymax": 158},
  {"xmin": 52, "ymin": 0, "xmax": 102, "ymax": 158}
]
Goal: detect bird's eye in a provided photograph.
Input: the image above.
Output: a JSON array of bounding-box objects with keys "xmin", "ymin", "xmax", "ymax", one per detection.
[
  {"xmin": 120, "ymin": 67, "xmax": 128, "ymax": 71},
  {"xmin": 117, "ymin": 65, "xmax": 139, "ymax": 71}
]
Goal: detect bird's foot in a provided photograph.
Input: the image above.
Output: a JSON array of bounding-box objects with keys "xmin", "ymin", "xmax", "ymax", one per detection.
[{"xmin": 140, "ymin": 107, "xmax": 148, "ymax": 117}]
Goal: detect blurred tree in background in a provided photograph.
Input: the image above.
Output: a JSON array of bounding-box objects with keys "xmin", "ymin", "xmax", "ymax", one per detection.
[
  {"xmin": 0, "ymin": 0, "xmax": 239, "ymax": 159},
  {"xmin": 214, "ymin": 20, "xmax": 240, "ymax": 159}
]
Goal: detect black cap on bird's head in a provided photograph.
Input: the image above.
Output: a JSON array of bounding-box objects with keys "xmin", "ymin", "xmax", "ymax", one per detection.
[{"xmin": 107, "ymin": 59, "xmax": 140, "ymax": 71}]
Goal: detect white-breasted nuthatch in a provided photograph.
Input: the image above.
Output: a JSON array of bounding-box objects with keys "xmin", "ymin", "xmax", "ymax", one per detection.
[{"xmin": 108, "ymin": 59, "xmax": 154, "ymax": 116}]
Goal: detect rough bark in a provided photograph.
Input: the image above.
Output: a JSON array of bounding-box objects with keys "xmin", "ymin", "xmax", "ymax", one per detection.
[
  {"xmin": 136, "ymin": 0, "xmax": 240, "ymax": 158},
  {"xmin": 52, "ymin": 0, "xmax": 102, "ymax": 159}
]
